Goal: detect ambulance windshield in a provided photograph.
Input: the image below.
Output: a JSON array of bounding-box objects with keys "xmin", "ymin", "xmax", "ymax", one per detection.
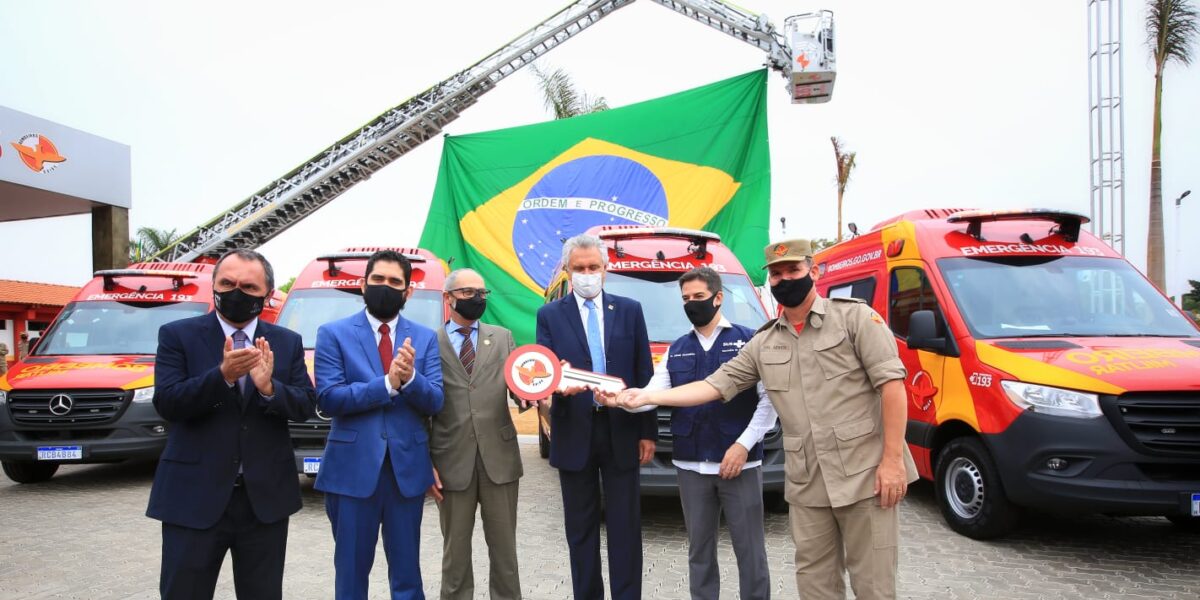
[
  {"xmin": 603, "ymin": 272, "xmax": 770, "ymax": 343},
  {"xmin": 938, "ymin": 256, "xmax": 1198, "ymax": 338},
  {"xmin": 275, "ymin": 288, "xmax": 444, "ymax": 349},
  {"xmin": 35, "ymin": 301, "xmax": 210, "ymax": 356}
]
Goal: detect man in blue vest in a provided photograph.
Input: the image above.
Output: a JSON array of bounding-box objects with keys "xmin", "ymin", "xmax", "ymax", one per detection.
[{"xmin": 636, "ymin": 266, "xmax": 777, "ymax": 600}]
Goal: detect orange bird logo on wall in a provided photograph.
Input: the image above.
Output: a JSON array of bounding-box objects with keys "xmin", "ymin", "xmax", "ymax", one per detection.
[{"xmin": 11, "ymin": 135, "xmax": 67, "ymax": 173}]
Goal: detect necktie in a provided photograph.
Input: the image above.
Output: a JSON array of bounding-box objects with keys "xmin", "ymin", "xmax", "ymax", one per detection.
[
  {"xmin": 584, "ymin": 299, "xmax": 606, "ymax": 375},
  {"xmin": 234, "ymin": 328, "xmax": 253, "ymax": 393},
  {"xmin": 378, "ymin": 323, "xmax": 393, "ymax": 374},
  {"xmin": 457, "ymin": 326, "xmax": 475, "ymax": 375}
]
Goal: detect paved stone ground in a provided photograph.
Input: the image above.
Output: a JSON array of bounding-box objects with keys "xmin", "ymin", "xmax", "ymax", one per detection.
[{"xmin": 2, "ymin": 442, "xmax": 1198, "ymax": 599}]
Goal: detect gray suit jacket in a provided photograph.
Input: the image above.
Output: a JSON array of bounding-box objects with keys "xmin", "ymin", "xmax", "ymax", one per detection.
[{"xmin": 432, "ymin": 322, "xmax": 523, "ymax": 491}]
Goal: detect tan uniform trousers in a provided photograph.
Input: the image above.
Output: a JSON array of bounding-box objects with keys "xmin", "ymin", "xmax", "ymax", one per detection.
[
  {"xmin": 437, "ymin": 453, "xmax": 521, "ymax": 600},
  {"xmin": 790, "ymin": 497, "xmax": 899, "ymax": 600}
]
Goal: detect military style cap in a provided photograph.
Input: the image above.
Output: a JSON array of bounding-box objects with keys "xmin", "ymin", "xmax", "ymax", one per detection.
[{"xmin": 762, "ymin": 239, "xmax": 813, "ymax": 269}]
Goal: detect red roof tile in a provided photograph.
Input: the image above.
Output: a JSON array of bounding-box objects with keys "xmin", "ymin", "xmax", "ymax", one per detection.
[{"xmin": 0, "ymin": 279, "xmax": 80, "ymax": 308}]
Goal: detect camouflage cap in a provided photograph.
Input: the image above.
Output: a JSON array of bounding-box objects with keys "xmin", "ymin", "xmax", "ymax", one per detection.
[{"xmin": 762, "ymin": 239, "xmax": 813, "ymax": 269}]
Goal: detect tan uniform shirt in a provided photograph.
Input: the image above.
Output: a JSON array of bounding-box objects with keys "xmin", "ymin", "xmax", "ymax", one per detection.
[{"xmin": 706, "ymin": 295, "xmax": 918, "ymax": 507}]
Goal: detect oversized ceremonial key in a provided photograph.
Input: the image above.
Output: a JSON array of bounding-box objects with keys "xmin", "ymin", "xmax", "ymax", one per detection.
[{"xmin": 504, "ymin": 344, "xmax": 626, "ymax": 403}]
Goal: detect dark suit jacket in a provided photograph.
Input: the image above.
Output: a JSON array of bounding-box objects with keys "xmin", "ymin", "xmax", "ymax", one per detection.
[
  {"xmin": 312, "ymin": 311, "xmax": 443, "ymax": 499},
  {"xmin": 147, "ymin": 312, "xmax": 316, "ymax": 529},
  {"xmin": 535, "ymin": 292, "xmax": 656, "ymax": 471}
]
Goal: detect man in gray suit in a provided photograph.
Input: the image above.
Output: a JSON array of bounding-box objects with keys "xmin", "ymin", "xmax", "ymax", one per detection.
[{"xmin": 429, "ymin": 268, "xmax": 524, "ymax": 600}]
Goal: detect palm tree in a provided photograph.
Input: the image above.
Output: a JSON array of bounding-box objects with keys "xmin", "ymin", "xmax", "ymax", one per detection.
[
  {"xmin": 530, "ymin": 64, "xmax": 609, "ymax": 119},
  {"xmin": 1145, "ymin": 0, "xmax": 1198, "ymax": 290},
  {"xmin": 129, "ymin": 227, "xmax": 180, "ymax": 263},
  {"xmin": 831, "ymin": 137, "xmax": 857, "ymax": 243}
]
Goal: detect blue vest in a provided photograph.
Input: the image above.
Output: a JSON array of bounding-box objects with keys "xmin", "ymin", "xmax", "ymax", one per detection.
[{"xmin": 667, "ymin": 323, "xmax": 764, "ymax": 463}]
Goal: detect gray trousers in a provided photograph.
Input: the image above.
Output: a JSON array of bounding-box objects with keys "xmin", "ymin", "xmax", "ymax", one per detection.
[
  {"xmin": 437, "ymin": 453, "xmax": 521, "ymax": 600},
  {"xmin": 677, "ymin": 466, "xmax": 771, "ymax": 600}
]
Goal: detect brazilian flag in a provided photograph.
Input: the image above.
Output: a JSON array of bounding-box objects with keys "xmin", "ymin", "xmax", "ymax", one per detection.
[{"xmin": 419, "ymin": 69, "xmax": 770, "ymax": 344}]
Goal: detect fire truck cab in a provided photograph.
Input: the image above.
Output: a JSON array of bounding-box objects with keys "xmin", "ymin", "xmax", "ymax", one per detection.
[
  {"xmin": 0, "ymin": 262, "xmax": 282, "ymax": 483},
  {"xmin": 814, "ymin": 209, "xmax": 1200, "ymax": 538},
  {"xmin": 273, "ymin": 247, "xmax": 448, "ymax": 475}
]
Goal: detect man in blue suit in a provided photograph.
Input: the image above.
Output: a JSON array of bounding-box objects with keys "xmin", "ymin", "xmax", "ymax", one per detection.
[
  {"xmin": 314, "ymin": 249, "xmax": 444, "ymax": 600},
  {"xmin": 148, "ymin": 249, "xmax": 316, "ymax": 600},
  {"xmin": 535, "ymin": 233, "xmax": 656, "ymax": 600}
]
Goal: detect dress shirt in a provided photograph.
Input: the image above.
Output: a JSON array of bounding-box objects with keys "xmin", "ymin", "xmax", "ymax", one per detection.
[
  {"xmin": 444, "ymin": 319, "xmax": 479, "ymax": 356},
  {"xmin": 574, "ymin": 291, "xmax": 604, "ymax": 343}
]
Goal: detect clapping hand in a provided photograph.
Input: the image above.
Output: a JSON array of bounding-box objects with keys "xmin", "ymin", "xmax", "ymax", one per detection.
[
  {"xmin": 388, "ymin": 337, "xmax": 416, "ymax": 390},
  {"xmin": 220, "ymin": 336, "xmax": 261, "ymax": 385},
  {"xmin": 248, "ymin": 338, "xmax": 275, "ymax": 396}
]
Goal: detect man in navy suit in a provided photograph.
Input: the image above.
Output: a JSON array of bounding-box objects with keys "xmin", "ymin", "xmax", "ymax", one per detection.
[
  {"xmin": 148, "ymin": 249, "xmax": 317, "ymax": 600},
  {"xmin": 314, "ymin": 249, "xmax": 444, "ymax": 600},
  {"xmin": 535, "ymin": 233, "xmax": 656, "ymax": 600}
]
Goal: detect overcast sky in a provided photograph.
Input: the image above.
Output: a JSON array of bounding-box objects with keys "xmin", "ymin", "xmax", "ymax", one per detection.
[{"xmin": 2, "ymin": 0, "xmax": 1198, "ymax": 299}]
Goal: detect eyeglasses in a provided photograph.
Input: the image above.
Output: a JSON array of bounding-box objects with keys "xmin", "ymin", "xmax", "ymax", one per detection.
[{"xmin": 448, "ymin": 287, "xmax": 491, "ymax": 299}]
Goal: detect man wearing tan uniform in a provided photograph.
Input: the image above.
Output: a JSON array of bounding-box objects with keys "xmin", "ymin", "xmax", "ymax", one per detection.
[
  {"xmin": 428, "ymin": 268, "xmax": 524, "ymax": 599},
  {"xmin": 610, "ymin": 239, "xmax": 917, "ymax": 600}
]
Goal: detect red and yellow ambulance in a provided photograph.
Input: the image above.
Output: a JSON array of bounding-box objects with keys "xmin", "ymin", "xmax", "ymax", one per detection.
[
  {"xmin": 540, "ymin": 226, "xmax": 781, "ymax": 498},
  {"xmin": 273, "ymin": 247, "xmax": 448, "ymax": 475},
  {"xmin": 0, "ymin": 262, "xmax": 282, "ymax": 483},
  {"xmin": 814, "ymin": 209, "xmax": 1200, "ymax": 537}
]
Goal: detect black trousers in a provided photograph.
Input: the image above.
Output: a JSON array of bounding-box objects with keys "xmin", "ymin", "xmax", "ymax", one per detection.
[
  {"xmin": 160, "ymin": 484, "xmax": 289, "ymax": 600},
  {"xmin": 559, "ymin": 413, "xmax": 643, "ymax": 600}
]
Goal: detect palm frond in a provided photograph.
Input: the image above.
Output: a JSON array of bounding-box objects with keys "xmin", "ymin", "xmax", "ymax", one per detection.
[
  {"xmin": 530, "ymin": 62, "xmax": 607, "ymax": 119},
  {"xmin": 1147, "ymin": 0, "xmax": 1199, "ymax": 67}
]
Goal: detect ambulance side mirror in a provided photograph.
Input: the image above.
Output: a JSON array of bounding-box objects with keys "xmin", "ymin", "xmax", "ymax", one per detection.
[{"xmin": 907, "ymin": 310, "xmax": 950, "ymax": 354}]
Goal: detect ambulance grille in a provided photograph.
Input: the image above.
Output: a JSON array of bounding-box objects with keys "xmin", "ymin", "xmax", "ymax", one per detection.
[
  {"xmin": 1110, "ymin": 393, "xmax": 1200, "ymax": 456},
  {"xmin": 7, "ymin": 390, "xmax": 129, "ymax": 426}
]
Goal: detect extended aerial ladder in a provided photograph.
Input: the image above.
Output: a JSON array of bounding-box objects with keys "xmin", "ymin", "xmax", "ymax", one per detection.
[{"xmin": 154, "ymin": 0, "xmax": 836, "ymax": 263}]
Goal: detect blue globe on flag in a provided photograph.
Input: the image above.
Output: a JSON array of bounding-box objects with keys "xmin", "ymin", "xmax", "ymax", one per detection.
[{"xmin": 512, "ymin": 155, "xmax": 669, "ymax": 289}]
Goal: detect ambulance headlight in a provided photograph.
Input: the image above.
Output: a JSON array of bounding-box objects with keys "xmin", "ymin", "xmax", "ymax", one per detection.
[
  {"xmin": 132, "ymin": 387, "xmax": 155, "ymax": 403},
  {"xmin": 0, "ymin": 390, "xmax": 6, "ymax": 404},
  {"xmin": 1001, "ymin": 381, "xmax": 1102, "ymax": 419}
]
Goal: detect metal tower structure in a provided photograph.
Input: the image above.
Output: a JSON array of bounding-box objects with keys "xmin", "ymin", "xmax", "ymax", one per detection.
[{"xmin": 1087, "ymin": 0, "xmax": 1126, "ymax": 253}]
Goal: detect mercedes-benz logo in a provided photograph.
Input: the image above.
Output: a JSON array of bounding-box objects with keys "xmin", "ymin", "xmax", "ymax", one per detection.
[{"xmin": 48, "ymin": 394, "xmax": 73, "ymax": 416}]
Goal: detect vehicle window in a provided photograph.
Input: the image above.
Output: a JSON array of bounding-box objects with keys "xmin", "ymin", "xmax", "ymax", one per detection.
[
  {"xmin": 602, "ymin": 272, "xmax": 769, "ymax": 342},
  {"xmin": 938, "ymin": 256, "xmax": 1198, "ymax": 338},
  {"xmin": 889, "ymin": 268, "xmax": 942, "ymax": 339},
  {"xmin": 828, "ymin": 277, "xmax": 877, "ymax": 304},
  {"xmin": 277, "ymin": 288, "xmax": 444, "ymax": 349},
  {"xmin": 35, "ymin": 301, "xmax": 210, "ymax": 356}
]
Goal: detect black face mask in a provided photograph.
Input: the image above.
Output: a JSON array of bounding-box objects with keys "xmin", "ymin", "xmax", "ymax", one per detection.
[
  {"xmin": 771, "ymin": 274, "xmax": 814, "ymax": 308},
  {"xmin": 214, "ymin": 288, "xmax": 266, "ymax": 324},
  {"xmin": 453, "ymin": 296, "xmax": 487, "ymax": 321},
  {"xmin": 364, "ymin": 284, "xmax": 407, "ymax": 321},
  {"xmin": 683, "ymin": 295, "xmax": 720, "ymax": 328}
]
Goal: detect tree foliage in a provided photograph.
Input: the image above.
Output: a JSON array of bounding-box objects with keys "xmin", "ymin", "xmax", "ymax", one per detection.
[{"xmin": 530, "ymin": 63, "xmax": 609, "ymax": 120}]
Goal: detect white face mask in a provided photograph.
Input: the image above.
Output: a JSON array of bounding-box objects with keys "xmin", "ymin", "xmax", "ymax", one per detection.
[{"xmin": 571, "ymin": 272, "xmax": 603, "ymax": 299}]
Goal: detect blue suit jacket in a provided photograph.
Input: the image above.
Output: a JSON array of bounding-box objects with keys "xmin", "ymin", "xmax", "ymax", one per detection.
[
  {"xmin": 147, "ymin": 313, "xmax": 316, "ymax": 529},
  {"xmin": 535, "ymin": 292, "xmax": 656, "ymax": 471},
  {"xmin": 313, "ymin": 310, "xmax": 443, "ymax": 499}
]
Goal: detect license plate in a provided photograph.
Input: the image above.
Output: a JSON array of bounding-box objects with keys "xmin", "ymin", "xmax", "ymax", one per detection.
[
  {"xmin": 37, "ymin": 446, "xmax": 82, "ymax": 461},
  {"xmin": 303, "ymin": 457, "xmax": 321, "ymax": 474},
  {"xmin": 1192, "ymin": 493, "xmax": 1200, "ymax": 517}
]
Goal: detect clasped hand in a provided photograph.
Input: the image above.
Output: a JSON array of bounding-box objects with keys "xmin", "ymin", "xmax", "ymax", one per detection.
[
  {"xmin": 220, "ymin": 337, "xmax": 275, "ymax": 396},
  {"xmin": 387, "ymin": 337, "xmax": 416, "ymax": 390}
]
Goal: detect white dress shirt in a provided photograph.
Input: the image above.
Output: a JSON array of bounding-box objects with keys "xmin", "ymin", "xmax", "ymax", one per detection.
[
  {"xmin": 574, "ymin": 291, "xmax": 605, "ymax": 343},
  {"xmin": 364, "ymin": 309, "xmax": 414, "ymax": 395},
  {"xmin": 644, "ymin": 316, "xmax": 777, "ymax": 475}
]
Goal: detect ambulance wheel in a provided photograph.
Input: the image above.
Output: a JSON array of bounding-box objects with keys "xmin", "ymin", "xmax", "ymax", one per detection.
[
  {"xmin": 2, "ymin": 460, "xmax": 59, "ymax": 484},
  {"xmin": 538, "ymin": 424, "xmax": 550, "ymax": 459},
  {"xmin": 1166, "ymin": 515, "xmax": 1200, "ymax": 532},
  {"xmin": 934, "ymin": 437, "xmax": 1019, "ymax": 539}
]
